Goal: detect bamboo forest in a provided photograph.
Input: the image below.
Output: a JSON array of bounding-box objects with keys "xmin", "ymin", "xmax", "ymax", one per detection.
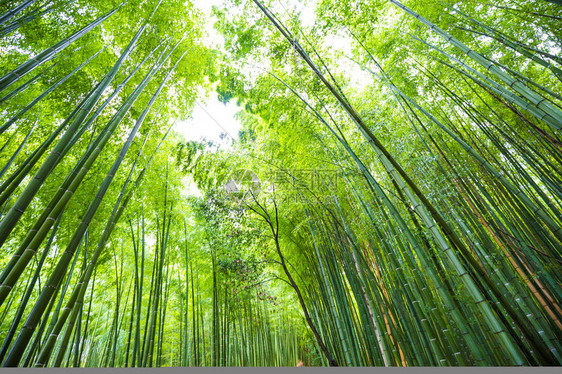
[{"xmin": 0, "ymin": 0, "xmax": 561, "ymax": 368}]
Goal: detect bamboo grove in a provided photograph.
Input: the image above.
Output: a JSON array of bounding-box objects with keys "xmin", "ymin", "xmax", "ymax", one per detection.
[{"xmin": 0, "ymin": 0, "xmax": 561, "ymax": 367}]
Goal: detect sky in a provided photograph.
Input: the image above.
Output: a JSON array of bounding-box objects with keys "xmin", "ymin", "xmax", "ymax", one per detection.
[
  {"xmin": 174, "ymin": 0, "xmax": 319, "ymax": 146},
  {"xmin": 174, "ymin": 0, "xmax": 370, "ymax": 147},
  {"xmin": 175, "ymin": 0, "xmax": 372, "ymax": 196},
  {"xmin": 174, "ymin": 0, "xmax": 241, "ymax": 146},
  {"xmin": 175, "ymin": 94, "xmax": 242, "ymax": 146}
]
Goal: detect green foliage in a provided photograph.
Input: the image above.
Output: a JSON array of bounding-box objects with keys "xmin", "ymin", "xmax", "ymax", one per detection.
[{"xmin": 0, "ymin": 0, "xmax": 561, "ymax": 368}]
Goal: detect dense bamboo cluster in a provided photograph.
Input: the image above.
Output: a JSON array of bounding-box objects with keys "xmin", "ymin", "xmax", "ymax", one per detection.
[
  {"xmin": 234, "ymin": 0, "xmax": 561, "ymax": 366},
  {"xmin": 0, "ymin": 0, "xmax": 561, "ymax": 367}
]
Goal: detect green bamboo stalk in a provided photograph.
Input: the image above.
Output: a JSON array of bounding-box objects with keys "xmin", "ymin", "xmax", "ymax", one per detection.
[
  {"xmin": 0, "ymin": 120, "xmax": 36, "ymax": 180},
  {"xmin": 0, "ymin": 3, "xmax": 122, "ymax": 93},
  {"xmin": 0, "ymin": 64, "xmax": 53, "ymax": 105},
  {"xmin": 453, "ymin": 8, "xmax": 562, "ymax": 79},
  {"xmin": 0, "ymin": 0, "xmax": 38, "ymax": 27},
  {"xmin": 0, "ymin": 210, "xmax": 61, "ymax": 363},
  {"xmin": 0, "ymin": 39, "xmax": 166, "ymax": 291},
  {"xmin": 0, "ymin": 48, "xmax": 103, "ymax": 134},
  {"xmin": 1, "ymin": 50, "xmax": 180, "ymax": 365},
  {"xmin": 0, "ymin": 13, "xmax": 145, "ymax": 252},
  {"xmin": 388, "ymin": 0, "xmax": 562, "ymax": 130},
  {"xmin": 30, "ymin": 69, "xmax": 177, "ymax": 367},
  {"xmin": 0, "ymin": 34, "xmax": 169, "ymax": 309},
  {"xmin": 0, "ymin": 3, "xmax": 54, "ymax": 38}
]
